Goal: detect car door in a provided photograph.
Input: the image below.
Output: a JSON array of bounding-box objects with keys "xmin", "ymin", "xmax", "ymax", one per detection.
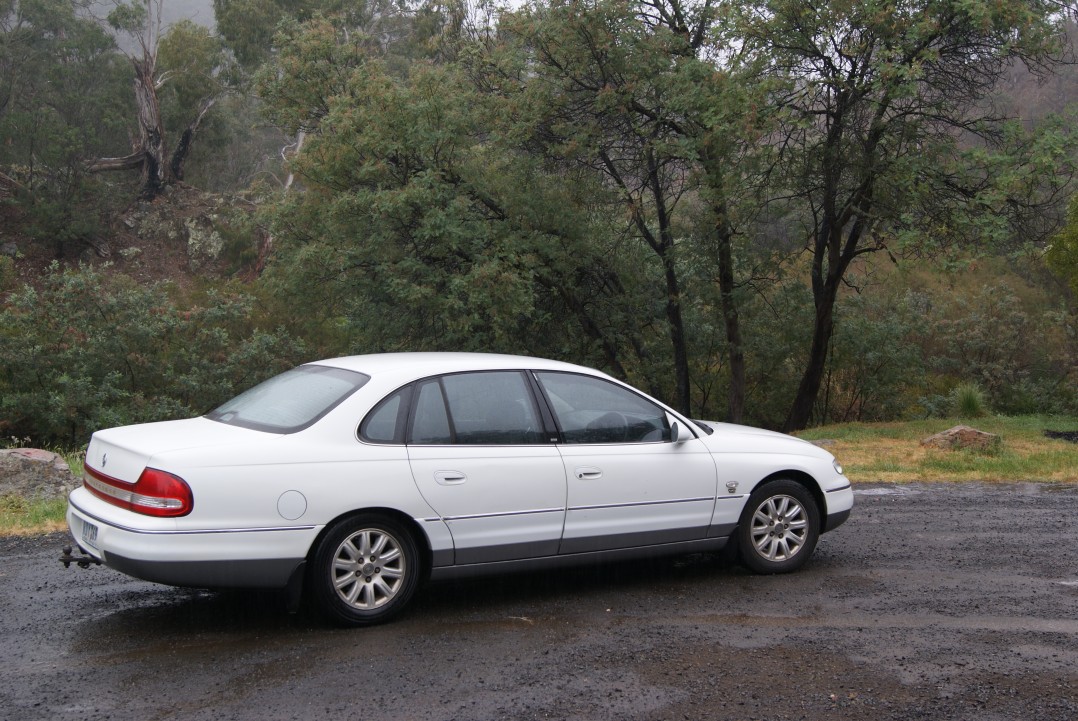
[
  {"xmin": 533, "ymin": 371, "xmax": 718, "ymax": 554},
  {"xmin": 405, "ymin": 371, "xmax": 567, "ymax": 565}
]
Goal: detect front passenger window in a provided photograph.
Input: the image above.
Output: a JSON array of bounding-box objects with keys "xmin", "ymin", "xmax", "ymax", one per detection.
[{"xmin": 535, "ymin": 372, "xmax": 671, "ymax": 444}]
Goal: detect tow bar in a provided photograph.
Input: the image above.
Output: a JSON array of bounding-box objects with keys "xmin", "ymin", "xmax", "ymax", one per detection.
[{"xmin": 60, "ymin": 546, "xmax": 101, "ymax": 569}]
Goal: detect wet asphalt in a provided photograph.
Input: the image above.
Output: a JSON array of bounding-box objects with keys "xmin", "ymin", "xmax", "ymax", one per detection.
[{"xmin": 1, "ymin": 482, "xmax": 1076, "ymax": 721}]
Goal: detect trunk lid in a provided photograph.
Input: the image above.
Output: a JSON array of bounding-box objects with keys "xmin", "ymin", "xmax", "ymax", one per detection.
[{"xmin": 84, "ymin": 417, "xmax": 280, "ymax": 482}]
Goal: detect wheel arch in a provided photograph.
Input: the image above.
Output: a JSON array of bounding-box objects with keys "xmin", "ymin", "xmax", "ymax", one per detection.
[
  {"xmin": 754, "ymin": 469, "xmax": 825, "ymax": 521},
  {"xmin": 306, "ymin": 507, "xmax": 434, "ymax": 581}
]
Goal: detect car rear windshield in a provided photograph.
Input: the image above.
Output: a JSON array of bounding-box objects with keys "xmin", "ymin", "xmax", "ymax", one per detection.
[{"xmin": 206, "ymin": 365, "xmax": 370, "ymax": 433}]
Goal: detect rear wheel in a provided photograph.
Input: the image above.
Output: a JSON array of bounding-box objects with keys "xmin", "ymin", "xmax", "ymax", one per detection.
[
  {"xmin": 737, "ymin": 480, "xmax": 820, "ymax": 574},
  {"xmin": 310, "ymin": 514, "xmax": 420, "ymax": 626}
]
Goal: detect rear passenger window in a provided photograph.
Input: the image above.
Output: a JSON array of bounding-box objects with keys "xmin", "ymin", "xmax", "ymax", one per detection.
[
  {"xmin": 406, "ymin": 371, "xmax": 545, "ymax": 445},
  {"xmin": 359, "ymin": 387, "xmax": 412, "ymax": 444},
  {"xmin": 411, "ymin": 380, "xmax": 453, "ymax": 444}
]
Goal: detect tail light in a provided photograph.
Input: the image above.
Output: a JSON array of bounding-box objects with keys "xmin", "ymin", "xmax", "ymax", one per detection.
[{"xmin": 83, "ymin": 464, "xmax": 193, "ymax": 517}]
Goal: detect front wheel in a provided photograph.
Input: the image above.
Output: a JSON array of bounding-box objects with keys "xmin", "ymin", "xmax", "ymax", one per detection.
[
  {"xmin": 310, "ymin": 514, "xmax": 420, "ymax": 626},
  {"xmin": 736, "ymin": 480, "xmax": 820, "ymax": 574}
]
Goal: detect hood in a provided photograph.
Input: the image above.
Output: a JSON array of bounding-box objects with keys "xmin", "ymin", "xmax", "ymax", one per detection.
[{"xmin": 693, "ymin": 420, "xmax": 832, "ymax": 458}]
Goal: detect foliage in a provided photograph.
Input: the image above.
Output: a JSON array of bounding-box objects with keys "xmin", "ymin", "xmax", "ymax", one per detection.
[
  {"xmin": 734, "ymin": 0, "xmax": 1078, "ymax": 430},
  {"xmin": 1047, "ymin": 194, "xmax": 1078, "ymax": 296},
  {"xmin": 0, "ymin": 265, "xmax": 308, "ymax": 448},
  {"xmin": 0, "ymin": 0, "xmax": 134, "ymax": 249},
  {"xmin": 0, "ymin": 256, "xmax": 14, "ymax": 293},
  {"xmin": 256, "ymin": 16, "xmax": 667, "ymax": 398},
  {"xmin": 921, "ymin": 283, "xmax": 1076, "ymax": 415},
  {"xmin": 952, "ymin": 383, "xmax": 989, "ymax": 418}
]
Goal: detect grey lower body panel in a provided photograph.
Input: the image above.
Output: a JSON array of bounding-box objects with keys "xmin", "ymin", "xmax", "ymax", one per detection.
[
  {"xmin": 101, "ymin": 551, "xmax": 304, "ymax": 590},
  {"xmin": 823, "ymin": 509, "xmax": 851, "ymax": 533},
  {"xmin": 558, "ymin": 525, "xmax": 712, "ymax": 555},
  {"xmin": 428, "ymin": 536, "xmax": 730, "ymax": 582}
]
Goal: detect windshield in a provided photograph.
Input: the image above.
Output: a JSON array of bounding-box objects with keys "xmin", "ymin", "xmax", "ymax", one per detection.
[{"xmin": 206, "ymin": 365, "xmax": 370, "ymax": 433}]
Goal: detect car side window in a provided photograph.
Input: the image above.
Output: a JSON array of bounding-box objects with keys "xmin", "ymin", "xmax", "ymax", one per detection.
[
  {"xmin": 406, "ymin": 371, "xmax": 545, "ymax": 445},
  {"xmin": 534, "ymin": 372, "xmax": 671, "ymax": 444},
  {"xmin": 358, "ymin": 386, "xmax": 412, "ymax": 444},
  {"xmin": 411, "ymin": 380, "xmax": 454, "ymax": 444}
]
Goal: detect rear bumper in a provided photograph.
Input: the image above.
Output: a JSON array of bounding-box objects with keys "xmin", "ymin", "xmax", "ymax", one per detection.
[
  {"xmin": 100, "ymin": 552, "xmax": 303, "ymax": 588},
  {"xmin": 67, "ymin": 494, "xmax": 318, "ymax": 589}
]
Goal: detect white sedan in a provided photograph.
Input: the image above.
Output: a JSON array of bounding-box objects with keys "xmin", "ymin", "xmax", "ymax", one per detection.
[{"xmin": 66, "ymin": 353, "xmax": 853, "ymax": 625}]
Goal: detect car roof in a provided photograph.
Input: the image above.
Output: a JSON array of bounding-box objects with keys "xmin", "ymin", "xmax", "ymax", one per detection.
[{"xmin": 307, "ymin": 352, "xmax": 609, "ymax": 384}]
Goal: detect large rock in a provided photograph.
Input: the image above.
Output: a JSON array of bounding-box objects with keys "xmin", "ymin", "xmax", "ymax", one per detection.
[
  {"xmin": 0, "ymin": 449, "xmax": 78, "ymax": 499},
  {"xmin": 920, "ymin": 425, "xmax": 1000, "ymax": 451}
]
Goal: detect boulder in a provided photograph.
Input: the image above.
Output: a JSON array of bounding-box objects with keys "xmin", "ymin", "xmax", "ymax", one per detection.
[
  {"xmin": 0, "ymin": 449, "xmax": 78, "ymax": 499},
  {"xmin": 920, "ymin": 425, "xmax": 1000, "ymax": 451}
]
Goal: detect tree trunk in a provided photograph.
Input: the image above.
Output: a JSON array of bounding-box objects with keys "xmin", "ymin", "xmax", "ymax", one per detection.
[
  {"xmin": 90, "ymin": 56, "xmax": 170, "ymax": 198},
  {"xmin": 650, "ymin": 165, "xmax": 692, "ymax": 414},
  {"xmin": 659, "ymin": 249, "xmax": 692, "ymax": 414},
  {"xmin": 782, "ymin": 282, "xmax": 837, "ymax": 432},
  {"xmin": 698, "ymin": 150, "xmax": 746, "ymax": 424},
  {"xmin": 716, "ymin": 225, "xmax": 745, "ymax": 424},
  {"xmin": 170, "ymin": 97, "xmax": 217, "ymax": 181},
  {"xmin": 782, "ymin": 217, "xmax": 860, "ymax": 432},
  {"xmin": 132, "ymin": 57, "xmax": 168, "ymax": 199}
]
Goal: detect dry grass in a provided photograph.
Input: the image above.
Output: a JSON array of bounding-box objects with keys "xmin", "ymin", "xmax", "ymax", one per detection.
[
  {"xmin": 796, "ymin": 416, "xmax": 1078, "ymax": 483},
  {"xmin": 0, "ymin": 496, "xmax": 68, "ymax": 536}
]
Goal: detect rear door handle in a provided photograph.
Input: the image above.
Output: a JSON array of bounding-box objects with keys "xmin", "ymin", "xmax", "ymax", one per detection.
[
  {"xmin": 434, "ymin": 471, "xmax": 467, "ymax": 486},
  {"xmin": 575, "ymin": 467, "xmax": 603, "ymax": 480}
]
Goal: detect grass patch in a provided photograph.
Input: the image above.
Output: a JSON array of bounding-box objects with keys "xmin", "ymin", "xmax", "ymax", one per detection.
[
  {"xmin": 797, "ymin": 415, "xmax": 1078, "ymax": 483},
  {"xmin": 0, "ymin": 448, "xmax": 80, "ymax": 536},
  {"xmin": 0, "ymin": 495, "xmax": 68, "ymax": 535}
]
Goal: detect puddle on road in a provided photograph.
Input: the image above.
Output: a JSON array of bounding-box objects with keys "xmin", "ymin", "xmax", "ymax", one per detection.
[{"xmin": 854, "ymin": 486, "xmax": 923, "ymax": 496}]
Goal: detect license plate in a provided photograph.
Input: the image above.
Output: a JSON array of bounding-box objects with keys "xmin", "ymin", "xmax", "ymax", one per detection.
[{"xmin": 81, "ymin": 520, "xmax": 99, "ymax": 548}]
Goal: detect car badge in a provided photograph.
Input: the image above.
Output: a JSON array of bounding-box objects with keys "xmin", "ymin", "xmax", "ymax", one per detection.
[
  {"xmin": 726, "ymin": 481, "xmax": 738, "ymax": 494},
  {"xmin": 101, "ymin": 453, "xmax": 108, "ymax": 468}
]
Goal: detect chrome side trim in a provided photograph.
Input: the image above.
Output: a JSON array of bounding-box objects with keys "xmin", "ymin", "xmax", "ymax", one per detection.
[
  {"xmin": 434, "ymin": 496, "xmax": 728, "ymax": 523},
  {"xmin": 569, "ymin": 496, "xmax": 716, "ymax": 512},
  {"xmin": 70, "ymin": 500, "xmax": 317, "ymax": 536},
  {"xmin": 441, "ymin": 507, "xmax": 564, "ymax": 522}
]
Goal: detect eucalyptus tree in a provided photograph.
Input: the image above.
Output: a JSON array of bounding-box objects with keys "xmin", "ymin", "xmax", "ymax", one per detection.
[
  {"xmin": 733, "ymin": 0, "xmax": 1078, "ymax": 431},
  {"xmin": 88, "ymin": 0, "xmax": 233, "ymax": 198},
  {"xmin": 485, "ymin": 0, "xmax": 774, "ymax": 416}
]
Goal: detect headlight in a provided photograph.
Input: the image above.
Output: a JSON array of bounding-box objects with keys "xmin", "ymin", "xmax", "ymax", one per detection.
[{"xmin": 833, "ymin": 460, "xmax": 844, "ymax": 476}]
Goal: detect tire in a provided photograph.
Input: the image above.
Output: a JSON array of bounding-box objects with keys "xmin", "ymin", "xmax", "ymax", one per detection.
[
  {"xmin": 736, "ymin": 480, "xmax": 820, "ymax": 574},
  {"xmin": 310, "ymin": 513, "xmax": 420, "ymax": 627}
]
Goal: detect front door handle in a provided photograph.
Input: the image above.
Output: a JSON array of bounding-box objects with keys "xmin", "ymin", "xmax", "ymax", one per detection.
[
  {"xmin": 575, "ymin": 467, "xmax": 603, "ymax": 480},
  {"xmin": 434, "ymin": 470, "xmax": 467, "ymax": 486}
]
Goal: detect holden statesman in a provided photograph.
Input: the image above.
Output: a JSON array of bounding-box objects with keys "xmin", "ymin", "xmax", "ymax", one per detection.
[{"xmin": 65, "ymin": 353, "xmax": 853, "ymax": 625}]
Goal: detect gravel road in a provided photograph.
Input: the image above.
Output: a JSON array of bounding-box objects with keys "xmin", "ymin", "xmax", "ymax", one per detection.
[{"xmin": 1, "ymin": 482, "xmax": 1076, "ymax": 721}]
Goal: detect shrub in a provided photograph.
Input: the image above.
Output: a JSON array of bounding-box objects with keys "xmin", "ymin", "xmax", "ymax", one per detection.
[
  {"xmin": 951, "ymin": 383, "xmax": 989, "ymax": 417},
  {"xmin": 0, "ymin": 264, "xmax": 307, "ymax": 448}
]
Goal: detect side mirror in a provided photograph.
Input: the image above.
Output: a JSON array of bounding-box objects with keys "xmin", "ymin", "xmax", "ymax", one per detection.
[{"xmin": 670, "ymin": 420, "xmax": 683, "ymax": 444}]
